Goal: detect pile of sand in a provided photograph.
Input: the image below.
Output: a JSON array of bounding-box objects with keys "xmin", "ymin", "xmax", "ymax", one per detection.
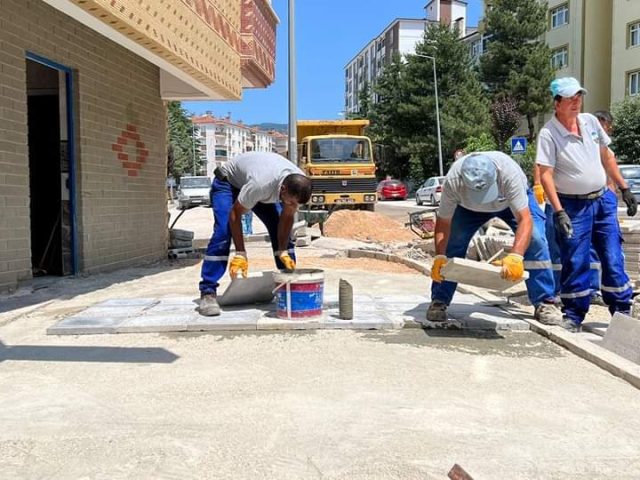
[{"xmin": 323, "ymin": 210, "xmax": 415, "ymax": 243}]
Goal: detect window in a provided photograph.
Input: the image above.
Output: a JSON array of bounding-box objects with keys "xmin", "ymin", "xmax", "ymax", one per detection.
[
  {"xmin": 551, "ymin": 46, "xmax": 569, "ymax": 69},
  {"xmin": 470, "ymin": 39, "xmax": 481, "ymax": 59},
  {"xmin": 550, "ymin": 4, "xmax": 569, "ymax": 29},
  {"xmin": 629, "ymin": 70, "xmax": 640, "ymax": 96},
  {"xmin": 630, "ymin": 21, "xmax": 640, "ymax": 48},
  {"xmin": 214, "ymin": 149, "xmax": 227, "ymax": 157}
]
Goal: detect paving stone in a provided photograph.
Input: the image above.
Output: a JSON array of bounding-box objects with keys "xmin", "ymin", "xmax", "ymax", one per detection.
[
  {"xmin": 601, "ymin": 313, "xmax": 640, "ymax": 364},
  {"xmin": 68, "ymin": 306, "xmax": 149, "ymax": 318},
  {"xmin": 321, "ymin": 311, "xmax": 399, "ymax": 330},
  {"xmin": 257, "ymin": 316, "xmax": 323, "ymax": 330},
  {"xmin": 117, "ymin": 314, "xmax": 194, "ymax": 333},
  {"xmin": 97, "ymin": 298, "xmax": 158, "ymax": 307},
  {"xmin": 47, "ymin": 316, "xmax": 127, "ymax": 335},
  {"xmin": 441, "ymin": 257, "xmax": 529, "ymax": 291},
  {"xmin": 218, "ymin": 272, "xmax": 274, "ymax": 307},
  {"xmin": 447, "ymin": 304, "xmax": 529, "ymax": 330},
  {"xmin": 187, "ymin": 308, "xmax": 261, "ymax": 331}
]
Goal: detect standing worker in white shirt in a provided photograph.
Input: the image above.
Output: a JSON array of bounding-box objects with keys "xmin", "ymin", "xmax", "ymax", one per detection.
[{"xmin": 536, "ymin": 77, "xmax": 637, "ymax": 332}]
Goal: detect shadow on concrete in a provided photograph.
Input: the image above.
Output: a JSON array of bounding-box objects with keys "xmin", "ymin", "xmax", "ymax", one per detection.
[
  {"xmin": 0, "ymin": 340, "xmax": 179, "ymax": 364},
  {"xmin": 419, "ymin": 328, "xmax": 504, "ymax": 340},
  {"xmin": 0, "ymin": 261, "xmax": 201, "ymax": 319}
]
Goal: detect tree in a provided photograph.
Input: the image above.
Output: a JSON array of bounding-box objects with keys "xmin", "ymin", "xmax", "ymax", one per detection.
[
  {"xmin": 465, "ymin": 132, "xmax": 497, "ymax": 152},
  {"xmin": 401, "ymin": 23, "xmax": 491, "ymax": 180},
  {"xmin": 167, "ymin": 101, "xmax": 202, "ymax": 179},
  {"xmin": 491, "ymin": 97, "xmax": 521, "ymax": 151},
  {"xmin": 480, "ymin": 0, "xmax": 554, "ymax": 141},
  {"xmin": 368, "ymin": 54, "xmax": 411, "ymax": 179},
  {"xmin": 611, "ymin": 95, "xmax": 640, "ymax": 164}
]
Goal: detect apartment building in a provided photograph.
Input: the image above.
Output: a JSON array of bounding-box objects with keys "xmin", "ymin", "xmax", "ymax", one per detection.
[
  {"xmin": 0, "ymin": 0, "xmax": 278, "ymax": 291},
  {"xmin": 192, "ymin": 115, "xmax": 279, "ymax": 178},
  {"xmin": 467, "ymin": 0, "xmax": 640, "ymax": 112},
  {"xmin": 344, "ymin": 0, "xmax": 471, "ymax": 115}
]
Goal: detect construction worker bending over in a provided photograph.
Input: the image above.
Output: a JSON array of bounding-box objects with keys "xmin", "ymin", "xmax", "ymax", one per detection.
[
  {"xmin": 198, "ymin": 152, "xmax": 312, "ymax": 316},
  {"xmin": 426, "ymin": 151, "xmax": 562, "ymax": 328},
  {"xmin": 537, "ymin": 77, "xmax": 637, "ymax": 332}
]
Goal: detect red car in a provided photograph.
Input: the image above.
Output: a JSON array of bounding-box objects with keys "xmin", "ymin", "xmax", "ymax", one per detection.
[{"xmin": 377, "ymin": 179, "xmax": 408, "ymax": 201}]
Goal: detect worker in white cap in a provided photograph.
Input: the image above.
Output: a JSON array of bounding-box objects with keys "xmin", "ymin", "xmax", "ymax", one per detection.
[
  {"xmin": 536, "ymin": 77, "xmax": 637, "ymax": 332},
  {"xmin": 426, "ymin": 151, "xmax": 561, "ymax": 328}
]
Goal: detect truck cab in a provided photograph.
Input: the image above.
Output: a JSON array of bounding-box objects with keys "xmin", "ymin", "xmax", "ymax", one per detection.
[{"xmin": 297, "ymin": 120, "xmax": 377, "ymax": 211}]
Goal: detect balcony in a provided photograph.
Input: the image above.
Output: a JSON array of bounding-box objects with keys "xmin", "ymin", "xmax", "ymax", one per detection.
[{"xmin": 43, "ymin": 0, "xmax": 278, "ymax": 100}]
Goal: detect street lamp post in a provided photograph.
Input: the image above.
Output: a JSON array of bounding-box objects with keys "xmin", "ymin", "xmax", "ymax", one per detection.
[
  {"xmin": 413, "ymin": 53, "xmax": 443, "ymax": 177},
  {"xmin": 288, "ymin": 0, "xmax": 297, "ymax": 165}
]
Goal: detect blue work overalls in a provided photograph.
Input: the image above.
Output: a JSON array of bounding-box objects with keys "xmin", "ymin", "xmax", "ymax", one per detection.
[
  {"xmin": 555, "ymin": 189, "xmax": 632, "ymax": 324},
  {"xmin": 544, "ymin": 203, "xmax": 601, "ymax": 297},
  {"xmin": 431, "ymin": 190, "xmax": 556, "ymax": 307},
  {"xmin": 199, "ymin": 178, "xmax": 295, "ymax": 295}
]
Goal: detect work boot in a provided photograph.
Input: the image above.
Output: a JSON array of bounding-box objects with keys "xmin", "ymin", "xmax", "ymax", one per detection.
[
  {"xmin": 421, "ymin": 301, "xmax": 460, "ymax": 329},
  {"xmin": 199, "ymin": 293, "xmax": 221, "ymax": 316},
  {"xmin": 533, "ymin": 302, "xmax": 562, "ymax": 325},
  {"xmin": 559, "ymin": 317, "xmax": 581, "ymax": 333},
  {"xmin": 590, "ymin": 293, "xmax": 606, "ymax": 306}
]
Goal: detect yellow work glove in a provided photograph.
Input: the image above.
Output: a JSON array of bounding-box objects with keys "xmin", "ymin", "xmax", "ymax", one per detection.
[
  {"xmin": 501, "ymin": 253, "xmax": 524, "ymax": 282},
  {"xmin": 431, "ymin": 255, "xmax": 448, "ymax": 283},
  {"xmin": 278, "ymin": 251, "xmax": 296, "ymax": 270},
  {"xmin": 533, "ymin": 184, "xmax": 545, "ymax": 204},
  {"xmin": 229, "ymin": 252, "xmax": 248, "ymax": 279}
]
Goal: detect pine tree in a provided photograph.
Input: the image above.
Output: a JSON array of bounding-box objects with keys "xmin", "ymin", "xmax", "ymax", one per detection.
[
  {"xmin": 167, "ymin": 101, "xmax": 202, "ymax": 179},
  {"xmin": 369, "ymin": 54, "xmax": 411, "ymax": 179},
  {"xmin": 402, "ymin": 23, "xmax": 491, "ymax": 180},
  {"xmin": 612, "ymin": 96, "xmax": 640, "ymax": 164},
  {"xmin": 480, "ymin": 0, "xmax": 554, "ymax": 141}
]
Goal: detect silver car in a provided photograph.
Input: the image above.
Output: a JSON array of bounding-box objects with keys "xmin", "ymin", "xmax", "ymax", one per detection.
[
  {"xmin": 415, "ymin": 176, "xmax": 445, "ymax": 205},
  {"xmin": 619, "ymin": 165, "xmax": 640, "ymax": 202}
]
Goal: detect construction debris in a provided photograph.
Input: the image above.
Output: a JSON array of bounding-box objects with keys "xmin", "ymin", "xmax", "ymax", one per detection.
[{"xmin": 324, "ymin": 210, "xmax": 415, "ymax": 243}]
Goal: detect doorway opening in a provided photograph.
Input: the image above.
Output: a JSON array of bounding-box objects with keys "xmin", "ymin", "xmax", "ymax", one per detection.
[{"xmin": 25, "ymin": 54, "xmax": 77, "ymax": 277}]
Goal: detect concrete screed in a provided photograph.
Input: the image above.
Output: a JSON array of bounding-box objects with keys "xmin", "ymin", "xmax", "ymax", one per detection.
[{"xmin": 2, "ymin": 215, "xmax": 640, "ymax": 478}]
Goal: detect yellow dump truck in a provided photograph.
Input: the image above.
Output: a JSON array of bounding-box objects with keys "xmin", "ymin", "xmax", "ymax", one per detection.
[{"xmin": 297, "ymin": 120, "xmax": 377, "ymax": 211}]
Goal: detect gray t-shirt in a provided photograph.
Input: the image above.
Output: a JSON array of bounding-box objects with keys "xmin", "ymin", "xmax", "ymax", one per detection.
[
  {"xmin": 438, "ymin": 151, "xmax": 529, "ymax": 219},
  {"xmin": 535, "ymin": 113, "xmax": 610, "ymax": 195},
  {"xmin": 219, "ymin": 152, "xmax": 304, "ymax": 209}
]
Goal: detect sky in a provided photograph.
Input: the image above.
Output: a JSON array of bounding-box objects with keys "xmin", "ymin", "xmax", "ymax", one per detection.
[{"xmin": 183, "ymin": 0, "xmax": 482, "ymax": 125}]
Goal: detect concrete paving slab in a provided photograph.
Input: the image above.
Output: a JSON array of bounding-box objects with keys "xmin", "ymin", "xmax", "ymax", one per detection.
[
  {"xmin": 601, "ymin": 313, "xmax": 640, "ymax": 364},
  {"xmin": 218, "ymin": 272, "xmax": 274, "ymax": 307},
  {"xmin": 321, "ymin": 311, "xmax": 399, "ymax": 329},
  {"xmin": 46, "ymin": 316, "xmax": 127, "ymax": 335},
  {"xmin": 98, "ymin": 298, "xmax": 158, "ymax": 307},
  {"xmin": 256, "ymin": 315, "xmax": 323, "ymax": 330},
  {"xmin": 117, "ymin": 314, "xmax": 195, "ymax": 333},
  {"xmin": 188, "ymin": 309, "xmax": 262, "ymax": 331},
  {"xmin": 441, "ymin": 257, "xmax": 528, "ymax": 291}
]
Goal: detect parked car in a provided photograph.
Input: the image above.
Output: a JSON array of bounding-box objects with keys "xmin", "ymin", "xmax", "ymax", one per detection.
[
  {"xmin": 618, "ymin": 164, "xmax": 640, "ymax": 202},
  {"xmin": 177, "ymin": 176, "xmax": 212, "ymax": 209},
  {"xmin": 415, "ymin": 176, "xmax": 445, "ymax": 205},
  {"xmin": 377, "ymin": 179, "xmax": 408, "ymax": 201}
]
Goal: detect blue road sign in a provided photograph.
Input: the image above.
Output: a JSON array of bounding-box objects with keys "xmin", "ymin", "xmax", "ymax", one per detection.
[{"xmin": 511, "ymin": 137, "xmax": 527, "ymax": 155}]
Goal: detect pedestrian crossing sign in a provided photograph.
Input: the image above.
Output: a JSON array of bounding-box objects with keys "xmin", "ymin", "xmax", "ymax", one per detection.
[{"xmin": 511, "ymin": 137, "xmax": 527, "ymax": 154}]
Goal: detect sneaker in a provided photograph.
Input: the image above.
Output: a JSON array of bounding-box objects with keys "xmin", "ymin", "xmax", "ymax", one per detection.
[
  {"xmin": 534, "ymin": 303, "xmax": 562, "ymax": 325},
  {"xmin": 590, "ymin": 293, "xmax": 606, "ymax": 306},
  {"xmin": 421, "ymin": 301, "xmax": 461, "ymax": 329},
  {"xmin": 199, "ymin": 293, "xmax": 221, "ymax": 316},
  {"xmin": 559, "ymin": 317, "xmax": 581, "ymax": 333}
]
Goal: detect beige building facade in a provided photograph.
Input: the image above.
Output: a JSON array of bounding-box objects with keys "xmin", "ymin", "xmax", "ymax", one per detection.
[
  {"xmin": 0, "ymin": 0, "xmax": 277, "ymax": 291},
  {"xmin": 470, "ymin": 0, "xmax": 640, "ymax": 113}
]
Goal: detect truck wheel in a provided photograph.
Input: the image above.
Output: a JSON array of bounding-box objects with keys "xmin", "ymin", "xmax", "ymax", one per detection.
[{"xmin": 364, "ymin": 203, "xmax": 375, "ymax": 212}]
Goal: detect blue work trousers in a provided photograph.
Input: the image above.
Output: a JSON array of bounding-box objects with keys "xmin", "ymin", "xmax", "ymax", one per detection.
[
  {"xmin": 555, "ymin": 189, "xmax": 631, "ymax": 324},
  {"xmin": 431, "ymin": 191, "xmax": 556, "ymax": 307},
  {"xmin": 545, "ymin": 204, "xmax": 601, "ymax": 297},
  {"xmin": 199, "ymin": 178, "xmax": 295, "ymax": 295}
]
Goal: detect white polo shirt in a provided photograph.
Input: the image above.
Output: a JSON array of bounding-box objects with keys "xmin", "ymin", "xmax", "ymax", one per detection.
[{"xmin": 536, "ymin": 113, "xmax": 610, "ymax": 195}]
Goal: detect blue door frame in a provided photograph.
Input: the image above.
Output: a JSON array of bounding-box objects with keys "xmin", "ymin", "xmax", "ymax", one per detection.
[{"xmin": 25, "ymin": 52, "xmax": 78, "ymax": 275}]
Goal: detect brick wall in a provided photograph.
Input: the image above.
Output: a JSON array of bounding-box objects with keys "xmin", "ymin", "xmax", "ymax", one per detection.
[{"xmin": 0, "ymin": 0, "xmax": 168, "ymax": 291}]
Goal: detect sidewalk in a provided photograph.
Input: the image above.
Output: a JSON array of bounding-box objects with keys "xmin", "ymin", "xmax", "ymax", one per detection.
[{"xmin": 3, "ymin": 237, "xmax": 640, "ymax": 478}]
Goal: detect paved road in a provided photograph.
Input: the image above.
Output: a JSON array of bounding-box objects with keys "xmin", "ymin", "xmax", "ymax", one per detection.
[{"xmin": 374, "ymin": 198, "xmax": 438, "ymax": 223}]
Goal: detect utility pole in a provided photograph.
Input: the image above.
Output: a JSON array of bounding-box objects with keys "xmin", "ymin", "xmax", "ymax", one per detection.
[
  {"xmin": 413, "ymin": 53, "xmax": 443, "ymax": 177},
  {"xmin": 288, "ymin": 0, "xmax": 297, "ymax": 165}
]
